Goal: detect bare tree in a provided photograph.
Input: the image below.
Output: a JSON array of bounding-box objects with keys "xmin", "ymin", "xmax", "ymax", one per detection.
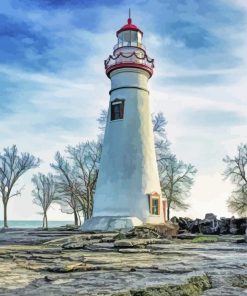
[
  {"xmin": 0, "ymin": 145, "xmax": 40, "ymax": 227},
  {"xmin": 152, "ymin": 112, "xmax": 171, "ymax": 163},
  {"xmin": 97, "ymin": 109, "xmax": 108, "ymax": 132},
  {"xmin": 51, "ymin": 152, "xmax": 82, "ymax": 226},
  {"xmin": 67, "ymin": 141, "xmax": 102, "ymax": 220},
  {"xmin": 152, "ymin": 112, "xmax": 167, "ymax": 137},
  {"xmin": 227, "ymin": 187, "xmax": 247, "ymax": 217},
  {"xmin": 159, "ymin": 155, "xmax": 197, "ymax": 220},
  {"xmin": 32, "ymin": 173, "xmax": 59, "ymax": 228},
  {"xmin": 223, "ymin": 144, "xmax": 247, "ymax": 216}
]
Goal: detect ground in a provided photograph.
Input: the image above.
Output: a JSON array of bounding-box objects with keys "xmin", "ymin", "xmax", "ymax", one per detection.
[{"xmin": 0, "ymin": 228, "xmax": 246, "ymax": 295}]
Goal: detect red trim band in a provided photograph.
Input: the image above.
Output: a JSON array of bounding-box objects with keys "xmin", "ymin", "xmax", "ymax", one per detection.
[{"xmin": 105, "ymin": 63, "xmax": 153, "ymax": 78}]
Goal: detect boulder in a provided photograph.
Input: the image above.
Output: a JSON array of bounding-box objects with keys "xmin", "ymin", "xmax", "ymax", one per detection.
[
  {"xmin": 171, "ymin": 217, "xmax": 192, "ymax": 231},
  {"xmin": 199, "ymin": 213, "xmax": 220, "ymax": 235},
  {"xmin": 219, "ymin": 218, "xmax": 230, "ymax": 234},
  {"xmin": 230, "ymin": 217, "xmax": 246, "ymax": 235},
  {"xmin": 188, "ymin": 218, "xmax": 201, "ymax": 233},
  {"xmin": 204, "ymin": 213, "xmax": 217, "ymax": 220}
]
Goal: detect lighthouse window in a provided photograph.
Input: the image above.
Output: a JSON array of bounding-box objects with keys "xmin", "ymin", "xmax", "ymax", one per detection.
[
  {"xmin": 118, "ymin": 32, "xmax": 124, "ymax": 47},
  {"xmin": 111, "ymin": 99, "xmax": 124, "ymax": 121},
  {"xmin": 131, "ymin": 31, "xmax": 138, "ymax": 46},
  {"xmin": 152, "ymin": 198, "xmax": 159, "ymax": 215},
  {"xmin": 148, "ymin": 193, "xmax": 160, "ymax": 216},
  {"xmin": 123, "ymin": 30, "xmax": 131, "ymax": 46}
]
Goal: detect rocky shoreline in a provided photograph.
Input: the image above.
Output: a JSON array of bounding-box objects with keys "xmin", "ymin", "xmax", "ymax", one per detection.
[
  {"xmin": 0, "ymin": 226, "xmax": 246, "ymax": 295},
  {"xmin": 171, "ymin": 213, "xmax": 247, "ymax": 236}
]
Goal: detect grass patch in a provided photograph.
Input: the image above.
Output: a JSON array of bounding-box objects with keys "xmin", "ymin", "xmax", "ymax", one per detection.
[{"xmin": 191, "ymin": 236, "xmax": 219, "ymax": 243}]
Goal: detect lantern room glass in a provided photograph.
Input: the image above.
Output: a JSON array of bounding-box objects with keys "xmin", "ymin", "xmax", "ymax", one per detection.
[{"xmin": 117, "ymin": 30, "xmax": 142, "ymax": 48}]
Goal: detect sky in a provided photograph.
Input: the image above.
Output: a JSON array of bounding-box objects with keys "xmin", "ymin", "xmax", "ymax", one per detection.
[{"xmin": 0, "ymin": 0, "xmax": 246, "ymax": 221}]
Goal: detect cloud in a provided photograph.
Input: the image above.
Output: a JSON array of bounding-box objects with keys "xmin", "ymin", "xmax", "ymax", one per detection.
[{"xmin": 181, "ymin": 109, "xmax": 246, "ymax": 127}]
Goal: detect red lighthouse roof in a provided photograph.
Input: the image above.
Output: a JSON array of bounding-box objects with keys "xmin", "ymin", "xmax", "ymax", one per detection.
[{"xmin": 116, "ymin": 17, "xmax": 143, "ymax": 36}]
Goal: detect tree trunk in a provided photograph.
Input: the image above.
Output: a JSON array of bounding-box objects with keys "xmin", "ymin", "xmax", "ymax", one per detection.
[
  {"xmin": 3, "ymin": 202, "xmax": 8, "ymax": 228},
  {"xmin": 77, "ymin": 211, "xmax": 81, "ymax": 225},
  {"xmin": 45, "ymin": 213, "xmax": 48, "ymax": 229},
  {"xmin": 167, "ymin": 205, "xmax": 170, "ymax": 221},
  {"xmin": 87, "ymin": 188, "xmax": 91, "ymax": 219},
  {"xmin": 43, "ymin": 212, "xmax": 48, "ymax": 229},
  {"xmin": 73, "ymin": 210, "xmax": 78, "ymax": 226}
]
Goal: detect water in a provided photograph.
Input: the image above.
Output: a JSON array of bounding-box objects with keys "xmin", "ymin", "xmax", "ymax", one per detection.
[{"xmin": 0, "ymin": 220, "xmax": 73, "ymax": 228}]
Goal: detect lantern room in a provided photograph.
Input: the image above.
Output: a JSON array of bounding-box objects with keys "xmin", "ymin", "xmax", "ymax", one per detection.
[{"xmin": 115, "ymin": 18, "xmax": 143, "ymax": 49}]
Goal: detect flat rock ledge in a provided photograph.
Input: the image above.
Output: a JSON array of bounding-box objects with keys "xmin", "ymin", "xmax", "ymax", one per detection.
[{"xmin": 0, "ymin": 228, "xmax": 246, "ymax": 295}]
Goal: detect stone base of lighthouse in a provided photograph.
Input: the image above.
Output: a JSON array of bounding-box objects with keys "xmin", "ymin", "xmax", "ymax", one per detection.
[{"xmin": 81, "ymin": 216, "xmax": 143, "ymax": 232}]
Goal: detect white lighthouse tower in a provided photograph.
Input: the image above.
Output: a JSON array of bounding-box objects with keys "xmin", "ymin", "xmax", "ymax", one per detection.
[{"xmin": 82, "ymin": 14, "xmax": 166, "ymax": 231}]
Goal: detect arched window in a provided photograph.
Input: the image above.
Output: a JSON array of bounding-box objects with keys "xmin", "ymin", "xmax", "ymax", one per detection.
[{"xmin": 111, "ymin": 99, "xmax": 125, "ymax": 121}]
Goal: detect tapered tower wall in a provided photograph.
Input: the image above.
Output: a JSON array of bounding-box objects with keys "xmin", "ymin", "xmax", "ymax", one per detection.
[{"xmin": 93, "ymin": 68, "xmax": 164, "ymax": 224}]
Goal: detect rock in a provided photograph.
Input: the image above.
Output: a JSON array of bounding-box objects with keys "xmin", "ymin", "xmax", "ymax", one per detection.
[
  {"xmin": 44, "ymin": 275, "xmax": 53, "ymax": 282},
  {"xmin": 112, "ymin": 274, "xmax": 212, "ymax": 296},
  {"xmin": 101, "ymin": 237, "xmax": 116, "ymax": 243},
  {"xmin": 124, "ymin": 226, "xmax": 161, "ymax": 239},
  {"xmin": 114, "ymin": 238, "xmax": 170, "ymax": 248},
  {"xmin": 235, "ymin": 239, "xmax": 246, "ymax": 244},
  {"xmin": 171, "ymin": 217, "xmax": 195, "ymax": 233},
  {"xmin": 219, "ymin": 217, "xmax": 230, "ymax": 234},
  {"xmin": 188, "ymin": 218, "xmax": 201, "ymax": 233},
  {"xmin": 118, "ymin": 248, "xmax": 151, "ymax": 253},
  {"xmin": 199, "ymin": 213, "xmax": 220, "ymax": 235},
  {"xmin": 231, "ymin": 274, "xmax": 247, "ymax": 288},
  {"xmin": 230, "ymin": 217, "xmax": 246, "ymax": 235},
  {"xmin": 177, "ymin": 233, "xmax": 197, "ymax": 239},
  {"xmin": 84, "ymin": 243, "xmax": 115, "ymax": 251},
  {"xmin": 150, "ymin": 223, "xmax": 179, "ymax": 237},
  {"xmin": 62, "ymin": 242, "xmax": 85, "ymax": 249},
  {"xmin": 47, "ymin": 263, "xmax": 99, "ymax": 273},
  {"xmin": 154, "ymin": 238, "xmax": 172, "ymax": 244},
  {"xmin": 114, "ymin": 240, "xmax": 134, "ymax": 247},
  {"xmin": 89, "ymin": 233, "xmax": 118, "ymax": 240},
  {"xmin": 61, "ymin": 238, "xmax": 102, "ymax": 249},
  {"xmin": 204, "ymin": 213, "xmax": 217, "ymax": 220},
  {"xmin": 26, "ymin": 248, "xmax": 62, "ymax": 254},
  {"xmin": 147, "ymin": 244, "xmax": 171, "ymax": 251}
]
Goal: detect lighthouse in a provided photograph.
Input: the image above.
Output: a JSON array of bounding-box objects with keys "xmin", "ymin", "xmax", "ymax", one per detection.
[{"xmin": 82, "ymin": 14, "xmax": 166, "ymax": 231}]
